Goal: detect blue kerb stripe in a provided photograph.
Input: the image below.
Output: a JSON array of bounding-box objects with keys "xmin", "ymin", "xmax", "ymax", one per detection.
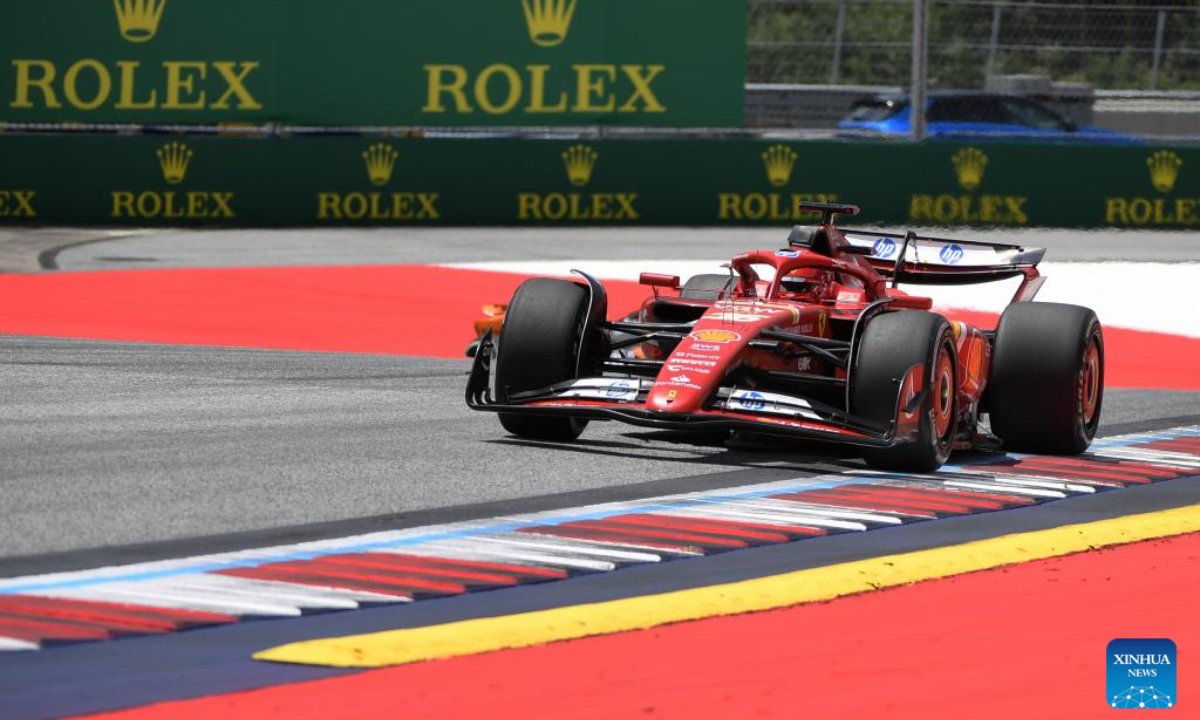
[
  {"xmin": 7, "ymin": 427, "xmax": 1193, "ymax": 596},
  {"xmin": 1093, "ymin": 428, "xmax": 1200, "ymax": 448},
  {"xmin": 0, "ymin": 474, "xmax": 863, "ymax": 595},
  {"xmin": 955, "ymin": 428, "xmax": 1200, "ymax": 466}
]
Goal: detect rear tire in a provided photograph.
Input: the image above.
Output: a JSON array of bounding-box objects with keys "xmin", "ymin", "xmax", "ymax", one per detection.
[
  {"xmin": 987, "ymin": 302, "xmax": 1103, "ymax": 454},
  {"xmin": 495, "ymin": 278, "xmax": 590, "ymax": 441},
  {"xmin": 853, "ymin": 311, "xmax": 958, "ymax": 472},
  {"xmin": 679, "ymin": 273, "xmax": 734, "ymax": 300}
]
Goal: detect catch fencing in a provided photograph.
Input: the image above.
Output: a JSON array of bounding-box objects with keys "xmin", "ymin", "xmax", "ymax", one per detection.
[
  {"xmin": 745, "ymin": 0, "xmax": 1200, "ymax": 137},
  {"xmin": 748, "ymin": 0, "xmax": 1200, "ymax": 91}
]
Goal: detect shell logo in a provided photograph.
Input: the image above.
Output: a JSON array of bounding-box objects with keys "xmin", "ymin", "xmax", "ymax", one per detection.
[{"xmin": 690, "ymin": 329, "xmax": 741, "ymax": 343}]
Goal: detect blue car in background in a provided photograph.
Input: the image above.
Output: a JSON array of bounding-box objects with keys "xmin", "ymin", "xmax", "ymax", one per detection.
[{"xmin": 837, "ymin": 92, "xmax": 1141, "ymax": 144}]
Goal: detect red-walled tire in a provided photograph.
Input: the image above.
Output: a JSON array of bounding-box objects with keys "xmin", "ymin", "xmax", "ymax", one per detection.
[
  {"xmin": 987, "ymin": 303, "xmax": 1103, "ymax": 454},
  {"xmin": 853, "ymin": 311, "xmax": 958, "ymax": 472},
  {"xmin": 495, "ymin": 278, "xmax": 589, "ymax": 441}
]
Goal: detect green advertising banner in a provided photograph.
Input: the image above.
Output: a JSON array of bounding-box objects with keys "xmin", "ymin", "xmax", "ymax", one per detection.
[
  {"xmin": 0, "ymin": 134, "xmax": 1195, "ymax": 228},
  {"xmin": 1, "ymin": 0, "xmax": 746, "ymax": 127}
]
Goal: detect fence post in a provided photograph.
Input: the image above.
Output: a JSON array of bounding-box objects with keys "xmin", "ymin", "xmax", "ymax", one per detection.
[
  {"xmin": 830, "ymin": 1, "xmax": 847, "ymax": 84},
  {"xmin": 1150, "ymin": 9, "xmax": 1166, "ymax": 91},
  {"xmin": 911, "ymin": 0, "xmax": 929, "ymax": 140},
  {"xmin": 985, "ymin": 3, "xmax": 1002, "ymax": 81}
]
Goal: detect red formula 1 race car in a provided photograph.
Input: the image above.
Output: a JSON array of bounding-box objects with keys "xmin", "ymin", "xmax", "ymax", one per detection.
[{"xmin": 466, "ymin": 202, "xmax": 1104, "ymax": 471}]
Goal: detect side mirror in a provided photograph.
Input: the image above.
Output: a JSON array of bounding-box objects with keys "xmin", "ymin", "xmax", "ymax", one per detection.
[{"xmin": 639, "ymin": 273, "xmax": 680, "ymax": 289}]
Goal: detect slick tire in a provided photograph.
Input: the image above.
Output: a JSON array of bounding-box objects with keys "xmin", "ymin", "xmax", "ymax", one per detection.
[
  {"xmin": 853, "ymin": 311, "xmax": 958, "ymax": 472},
  {"xmin": 987, "ymin": 302, "xmax": 1103, "ymax": 454},
  {"xmin": 496, "ymin": 278, "xmax": 589, "ymax": 442},
  {"xmin": 679, "ymin": 274, "xmax": 735, "ymax": 300}
]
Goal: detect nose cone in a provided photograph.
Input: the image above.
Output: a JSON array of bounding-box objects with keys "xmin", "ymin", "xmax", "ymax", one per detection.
[
  {"xmin": 647, "ymin": 392, "xmax": 679, "ymax": 411},
  {"xmin": 646, "ymin": 326, "xmax": 750, "ymax": 414},
  {"xmin": 645, "ymin": 369, "xmax": 709, "ymax": 413}
]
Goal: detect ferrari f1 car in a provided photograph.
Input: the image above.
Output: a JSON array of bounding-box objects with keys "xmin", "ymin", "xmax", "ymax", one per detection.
[{"xmin": 465, "ymin": 202, "xmax": 1103, "ymax": 471}]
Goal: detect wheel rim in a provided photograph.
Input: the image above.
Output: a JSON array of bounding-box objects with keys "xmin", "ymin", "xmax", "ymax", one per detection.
[
  {"xmin": 1080, "ymin": 337, "xmax": 1101, "ymax": 426},
  {"xmin": 933, "ymin": 344, "xmax": 954, "ymax": 439}
]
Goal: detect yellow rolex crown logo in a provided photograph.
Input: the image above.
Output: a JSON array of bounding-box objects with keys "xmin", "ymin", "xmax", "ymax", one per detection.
[
  {"xmin": 952, "ymin": 147, "xmax": 988, "ymax": 191},
  {"xmin": 562, "ymin": 144, "xmax": 598, "ymax": 186},
  {"xmin": 156, "ymin": 142, "xmax": 192, "ymax": 185},
  {"xmin": 762, "ymin": 145, "xmax": 798, "ymax": 187},
  {"xmin": 522, "ymin": 0, "xmax": 578, "ymax": 47},
  {"xmin": 1147, "ymin": 150, "xmax": 1182, "ymax": 193},
  {"xmin": 113, "ymin": 0, "xmax": 167, "ymax": 43},
  {"xmin": 362, "ymin": 143, "xmax": 399, "ymax": 186}
]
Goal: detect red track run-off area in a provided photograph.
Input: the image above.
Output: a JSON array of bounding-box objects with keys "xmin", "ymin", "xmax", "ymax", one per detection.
[
  {"xmin": 72, "ymin": 531, "xmax": 1200, "ymax": 720},
  {"xmin": 1, "ymin": 264, "xmax": 1198, "ymax": 389}
]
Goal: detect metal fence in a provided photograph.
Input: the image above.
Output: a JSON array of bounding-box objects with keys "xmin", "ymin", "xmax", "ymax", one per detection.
[{"xmin": 748, "ymin": 0, "xmax": 1200, "ymax": 91}]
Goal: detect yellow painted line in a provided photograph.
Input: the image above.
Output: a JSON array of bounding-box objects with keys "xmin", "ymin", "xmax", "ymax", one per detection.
[{"xmin": 256, "ymin": 504, "xmax": 1200, "ymax": 668}]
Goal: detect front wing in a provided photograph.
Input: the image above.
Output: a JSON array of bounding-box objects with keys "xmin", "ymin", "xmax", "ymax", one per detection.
[{"xmin": 465, "ymin": 333, "xmax": 925, "ymax": 450}]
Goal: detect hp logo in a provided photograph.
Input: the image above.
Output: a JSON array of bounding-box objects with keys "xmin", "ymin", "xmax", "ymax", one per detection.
[
  {"xmin": 939, "ymin": 244, "xmax": 964, "ymax": 264},
  {"xmin": 872, "ymin": 238, "xmax": 897, "ymax": 258},
  {"xmin": 738, "ymin": 391, "xmax": 767, "ymax": 411},
  {"xmin": 605, "ymin": 380, "xmax": 632, "ymax": 398}
]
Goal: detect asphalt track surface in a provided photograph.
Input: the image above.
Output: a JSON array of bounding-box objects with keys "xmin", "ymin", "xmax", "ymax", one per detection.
[
  {"xmin": 2, "ymin": 335, "xmax": 1200, "ymax": 566},
  {"xmin": 3, "ymin": 226, "xmax": 1200, "ymax": 566},
  {"xmin": 1, "ymin": 227, "xmax": 1199, "ymax": 720}
]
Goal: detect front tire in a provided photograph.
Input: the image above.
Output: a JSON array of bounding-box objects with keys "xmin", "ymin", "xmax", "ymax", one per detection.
[
  {"xmin": 495, "ymin": 278, "xmax": 590, "ymax": 441},
  {"xmin": 987, "ymin": 302, "xmax": 1103, "ymax": 454},
  {"xmin": 853, "ymin": 311, "xmax": 958, "ymax": 472}
]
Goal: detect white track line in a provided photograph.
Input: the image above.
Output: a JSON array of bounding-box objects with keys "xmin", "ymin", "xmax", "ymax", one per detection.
[
  {"xmin": 152, "ymin": 576, "xmax": 367, "ymax": 611},
  {"xmin": 387, "ymin": 542, "xmax": 621, "ymax": 572},
  {"xmin": 0, "ymin": 637, "xmax": 39, "ymax": 652},
  {"xmin": 36, "ymin": 584, "xmax": 303, "ymax": 617},
  {"xmin": 472, "ymin": 534, "xmax": 665, "ymax": 563}
]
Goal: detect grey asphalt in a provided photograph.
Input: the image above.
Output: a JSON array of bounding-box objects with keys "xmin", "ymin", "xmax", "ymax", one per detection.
[
  {"xmin": 2, "ymin": 334, "xmax": 1198, "ymax": 562},
  {"xmin": 2, "ymin": 226, "xmax": 1198, "ymax": 568},
  {"xmin": 0, "ymin": 336, "xmax": 778, "ymax": 560}
]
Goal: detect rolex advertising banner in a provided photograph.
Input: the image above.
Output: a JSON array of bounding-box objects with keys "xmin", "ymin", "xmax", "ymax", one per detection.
[
  {"xmin": 1, "ymin": 0, "xmax": 746, "ymax": 127},
  {"xmin": 0, "ymin": 134, "xmax": 1195, "ymax": 228}
]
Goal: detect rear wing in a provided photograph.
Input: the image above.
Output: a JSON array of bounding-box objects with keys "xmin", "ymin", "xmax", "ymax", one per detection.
[{"xmin": 841, "ymin": 229, "xmax": 1045, "ymax": 286}]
